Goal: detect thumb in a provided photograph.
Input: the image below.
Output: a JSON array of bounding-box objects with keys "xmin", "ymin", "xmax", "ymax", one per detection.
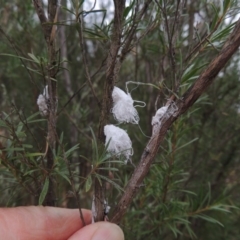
[{"xmin": 68, "ymin": 222, "xmax": 124, "ymax": 240}]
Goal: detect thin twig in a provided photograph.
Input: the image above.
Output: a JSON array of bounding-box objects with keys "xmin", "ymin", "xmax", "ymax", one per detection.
[
  {"xmin": 76, "ymin": 12, "xmax": 101, "ymax": 108},
  {"xmin": 132, "ymin": 21, "xmax": 157, "ymax": 48},
  {"xmin": 62, "ymin": 109, "xmax": 92, "ymax": 141},
  {"xmin": 0, "ymin": 27, "xmax": 38, "ymax": 88},
  {"xmin": 32, "ymin": 0, "xmax": 49, "ymax": 39},
  {"xmin": 95, "ymin": 0, "xmax": 126, "ymax": 222},
  {"xmin": 33, "ymin": 0, "xmax": 59, "ymax": 207},
  {"xmin": 170, "ymin": 0, "xmax": 181, "ymax": 44},
  {"xmin": 120, "ymin": 0, "xmax": 153, "ymax": 63},
  {"xmin": 57, "ymin": 82, "xmax": 87, "ymax": 116},
  {"xmin": 59, "ymin": 1, "xmax": 74, "ymax": 97},
  {"xmin": 162, "ymin": 0, "xmax": 177, "ymax": 91},
  {"xmin": 13, "ymin": 107, "xmax": 39, "ymax": 149},
  {"xmin": 90, "ymin": 56, "xmax": 107, "ymax": 79},
  {"xmin": 184, "ymin": 12, "xmax": 227, "ymax": 63},
  {"xmin": 57, "ymin": 137, "xmax": 86, "ymax": 226}
]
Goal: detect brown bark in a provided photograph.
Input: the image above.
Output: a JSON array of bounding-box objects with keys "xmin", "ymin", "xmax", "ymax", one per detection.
[
  {"xmin": 59, "ymin": 0, "xmax": 73, "ymax": 97},
  {"xmin": 94, "ymin": 0, "xmax": 126, "ymax": 222},
  {"xmin": 33, "ymin": 0, "xmax": 58, "ymax": 206},
  {"xmin": 111, "ymin": 18, "xmax": 240, "ymax": 224}
]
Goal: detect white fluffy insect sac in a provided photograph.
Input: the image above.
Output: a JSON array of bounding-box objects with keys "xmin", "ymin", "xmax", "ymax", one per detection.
[
  {"xmin": 37, "ymin": 86, "xmax": 49, "ymax": 116},
  {"xmin": 104, "ymin": 199, "xmax": 111, "ymax": 215},
  {"xmin": 168, "ymin": 101, "xmax": 178, "ymax": 117},
  {"xmin": 91, "ymin": 196, "xmax": 97, "ymax": 223},
  {"xmin": 112, "ymin": 87, "xmax": 139, "ymax": 124},
  {"xmin": 112, "ymin": 86, "xmax": 127, "ymax": 103},
  {"xmin": 151, "ymin": 106, "xmax": 168, "ymax": 134},
  {"xmin": 37, "ymin": 94, "xmax": 48, "ymax": 116},
  {"xmin": 104, "ymin": 124, "xmax": 133, "ymax": 162},
  {"xmin": 152, "ymin": 106, "xmax": 168, "ymax": 126},
  {"xmin": 43, "ymin": 85, "xmax": 49, "ymax": 98}
]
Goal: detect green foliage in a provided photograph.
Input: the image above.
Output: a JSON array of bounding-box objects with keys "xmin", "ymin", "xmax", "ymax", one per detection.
[
  {"xmin": 1, "ymin": 0, "xmax": 240, "ymax": 239},
  {"xmin": 39, "ymin": 177, "xmax": 49, "ymax": 205}
]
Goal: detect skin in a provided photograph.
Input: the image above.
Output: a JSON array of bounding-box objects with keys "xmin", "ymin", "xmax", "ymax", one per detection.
[{"xmin": 0, "ymin": 206, "xmax": 124, "ymax": 240}]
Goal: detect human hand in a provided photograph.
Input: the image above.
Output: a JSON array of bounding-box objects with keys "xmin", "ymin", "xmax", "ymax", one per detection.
[{"xmin": 0, "ymin": 206, "xmax": 124, "ymax": 240}]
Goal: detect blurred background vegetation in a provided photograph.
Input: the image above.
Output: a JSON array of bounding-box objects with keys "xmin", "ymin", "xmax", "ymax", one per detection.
[{"xmin": 0, "ymin": 0, "xmax": 240, "ymax": 239}]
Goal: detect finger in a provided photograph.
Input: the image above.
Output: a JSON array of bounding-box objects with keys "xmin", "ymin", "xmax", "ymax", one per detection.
[
  {"xmin": 68, "ymin": 222, "xmax": 124, "ymax": 240},
  {"xmin": 0, "ymin": 206, "xmax": 91, "ymax": 240}
]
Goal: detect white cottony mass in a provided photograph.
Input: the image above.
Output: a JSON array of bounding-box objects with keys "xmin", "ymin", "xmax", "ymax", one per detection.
[
  {"xmin": 111, "ymin": 86, "xmax": 139, "ymax": 124},
  {"xmin": 37, "ymin": 85, "xmax": 49, "ymax": 116},
  {"xmin": 104, "ymin": 124, "xmax": 133, "ymax": 162},
  {"xmin": 151, "ymin": 106, "xmax": 168, "ymax": 134},
  {"xmin": 151, "ymin": 106, "xmax": 168, "ymax": 126}
]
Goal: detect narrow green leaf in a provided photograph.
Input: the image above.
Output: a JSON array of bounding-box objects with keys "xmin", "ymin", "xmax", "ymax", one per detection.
[
  {"xmin": 56, "ymin": 171, "xmax": 71, "ymax": 184},
  {"xmin": 90, "ymin": 127, "xmax": 99, "ymax": 162},
  {"xmin": 85, "ymin": 175, "xmax": 92, "ymax": 192},
  {"xmin": 176, "ymin": 138, "xmax": 198, "ymax": 151},
  {"xmin": 209, "ymin": 4, "xmax": 220, "ymax": 31},
  {"xmin": 210, "ymin": 205, "xmax": 231, "ymax": 213},
  {"xmin": 177, "ymin": 189, "xmax": 197, "ymax": 196},
  {"xmin": 59, "ymin": 132, "xmax": 64, "ymax": 144},
  {"xmin": 79, "ymin": 155, "xmax": 90, "ymax": 162},
  {"xmin": 26, "ymin": 112, "xmax": 40, "ymax": 121},
  {"xmin": 196, "ymin": 214, "xmax": 224, "ymax": 227},
  {"xmin": 25, "ymin": 152, "xmax": 44, "ymax": 157},
  {"xmin": 23, "ymin": 169, "xmax": 39, "ymax": 176},
  {"xmin": 61, "ymin": 6, "xmax": 76, "ymax": 15},
  {"xmin": 98, "ymin": 167, "xmax": 119, "ymax": 172},
  {"xmin": 85, "ymin": 9, "xmax": 106, "ymax": 14},
  {"xmin": 124, "ymin": 6, "xmax": 132, "ymax": 18},
  {"xmin": 97, "ymin": 174, "xmax": 124, "ymax": 192},
  {"xmin": 38, "ymin": 177, "xmax": 49, "ymax": 205},
  {"xmin": 181, "ymin": 63, "xmax": 207, "ymax": 84},
  {"xmin": 5, "ymin": 147, "xmax": 24, "ymax": 151},
  {"xmin": 22, "ymin": 144, "xmax": 33, "ymax": 148},
  {"xmin": 223, "ymin": 0, "xmax": 231, "ymax": 13},
  {"xmin": 26, "ymin": 66, "xmax": 42, "ymax": 75},
  {"xmin": 16, "ymin": 123, "xmax": 23, "ymax": 133},
  {"xmin": 28, "ymin": 53, "xmax": 40, "ymax": 64},
  {"xmin": 0, "ymin": 53, "xmax": 36, "ymax": 62},
  {"xmin": 65, "ymin": 144, "xmax": 79, "ymax": 157},
  {"xmin": 123, "ymin": 0, "xmax": 135, "ymax": 18},
  {"xmin": 0, "ymin": 120, "xmax": 7, "ymax": 128},
  {"xmin": 16, "ymin": 132, "xmax": 26, "ymax": 138},
  {"xmin": 26, "ymin": 118, "xmax": 46, "ymax": 124}
]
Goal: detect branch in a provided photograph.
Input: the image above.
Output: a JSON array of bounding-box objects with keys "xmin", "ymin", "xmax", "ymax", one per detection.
[
  {"xmin": 95, "ymin": 0, "xmax": 126, "ymax": 222},
  {"xmin": 98, "ymin": 0, "xmax": 126, "ymax": 142},
  {"xmin": 33, "ymin": 0, "xmax": 59, "ymax": 206},
  {"xmin": 48, "ymin": 0, "xmax": 58, "ymax": 22},
  {"xmin": 76, "ymin": 13, "xmax": 101, "ymax": 108},
  {"xmin": 120, "ymin": 0, "xmax": 153, "ymax": 63},
  {"xmin": 110, "ymin": 18, "xmax": 240, "ymax": 224},
  {"xmin": 184, "ymin": 4, "xmax": 229, "ymax": 64},
  {"xmin": 162, "ymin": 0, "xmax": 177, "ymax": 91},
  {"xmin": 57, "ymin": 82, "xmax": 87, "ymax": 116},
  {"xmin": 33, "ymin": 0, "xmax": 49, "ymax": 39},
  {"xmin": 59, "ymin": 1, "xmax": 73, "ymax": 97}
]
